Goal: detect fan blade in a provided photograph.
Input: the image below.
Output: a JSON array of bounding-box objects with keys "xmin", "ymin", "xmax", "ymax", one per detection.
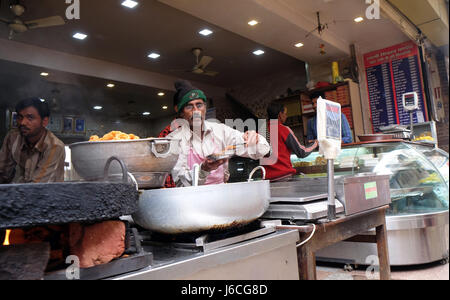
[
  {"xmin": 192, "ymin": 68, "xmax": 204, "ymax": 74},
  {"xmin": 203, "ymin": 70, "xmax": 219, "ymax": 77},
  {"xmin": 197, "ymin": 56, "xmax": 213, "ymax": 70},
  {"xmin": 25, "ymin": 16, "xmax": 65, "ymax": 29},
  {"xmin": 0, "ymin": 17, "xmax": 10, "ymax": 24}
]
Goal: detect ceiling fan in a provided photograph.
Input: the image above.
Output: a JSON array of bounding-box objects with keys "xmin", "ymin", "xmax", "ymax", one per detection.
[
  {"xmin": 189, "ymin": 48, "xmax": 219, "ymax": 77},
  {"xmin": 0, "ymin": 0, "xmax": 65, "ymax": 39}
]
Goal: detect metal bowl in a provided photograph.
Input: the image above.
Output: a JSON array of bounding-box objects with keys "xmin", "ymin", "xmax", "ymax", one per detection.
[
  {"xmin": 358, "ymin": 134, "xmax": 394, "ymax": 142},
  {"xmin": 69, "ymin": 138, "xmax": 180, "ymax": 182},
  {"xmin": 132, "ymin": 180, "xmax": 271, "ymax": 234},
  {"xmin": 107, "ymin": 172, "xmax": 169, "ymax": 189}
]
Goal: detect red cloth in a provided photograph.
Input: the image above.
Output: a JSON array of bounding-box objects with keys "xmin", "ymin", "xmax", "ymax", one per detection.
[{"xmin": 265, "ymin": 122, "xmax": 297, "ymax": 180}]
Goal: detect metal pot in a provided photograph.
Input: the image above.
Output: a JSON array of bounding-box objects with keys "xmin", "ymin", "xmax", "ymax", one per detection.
[
  {"xmin": 132, "ymin": 180, "xmax": 271, "ymax": 234},
  {"xmin": 69, "ymin": 138, "xmax": 180, "ymax": 182}
]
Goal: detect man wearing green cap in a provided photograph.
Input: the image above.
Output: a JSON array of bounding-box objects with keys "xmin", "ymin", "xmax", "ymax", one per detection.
[{"xmin": 168, "ymin": 80, "xmax": 270, "ymax": 187}]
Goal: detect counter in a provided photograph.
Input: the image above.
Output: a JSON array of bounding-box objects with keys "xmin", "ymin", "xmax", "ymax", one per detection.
[
  {"xmin": 292, "ymin": 140, "xmax": 449, "ymax": 266},
  {"xmin": 111, "ymin": 229, "xmax": 300, "ymax": 280}
]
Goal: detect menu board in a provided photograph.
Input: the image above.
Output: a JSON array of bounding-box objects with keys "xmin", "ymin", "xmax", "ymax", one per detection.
[{"xmin": 364, "ymin": 41, "xmax": 428, "ymax": 132}]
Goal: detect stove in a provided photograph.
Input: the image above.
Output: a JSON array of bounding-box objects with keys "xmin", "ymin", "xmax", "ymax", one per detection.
[
  {"xmin": 139, "ymin": 221, "xmax": 276, "ymax": 253},
  {"xmin": 44, "ymin": 224, "xmax": 154, "ymax": 280},
  {"xmin": 111, "ymin": 224, "xmax": 299, "ymax": 280},
  {"xmin": 41, "ymin": 220, "xmax": 297, "ymax": 280}
]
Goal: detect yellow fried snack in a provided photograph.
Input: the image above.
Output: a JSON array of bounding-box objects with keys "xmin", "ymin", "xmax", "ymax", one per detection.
[
  {"xmin": 315, "ymin": 156, "xmax": 327, "ymax": 166},
  {"xmin": 89, "ymin": 131, "xmax": 141, "ymax": 141}
]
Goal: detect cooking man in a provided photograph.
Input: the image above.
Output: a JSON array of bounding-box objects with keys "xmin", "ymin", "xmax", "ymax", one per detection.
[
  {"xmin": 0, "ymin": 98, "xmax": 66, "ymax": 184},
  {"xmin": 168, "ymin": 80, "xmax": 270, "ymax": 187},
  {"xmin": 265, "ymin": 102, "xmax": 318, "ymax": 181},
  {"xmin": 306, "ymin": 91, "xmax": 353, "ymax": 144}
]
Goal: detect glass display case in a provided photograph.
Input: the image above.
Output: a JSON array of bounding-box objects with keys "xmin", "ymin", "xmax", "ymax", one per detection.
[{"xmin": 292, "ymin": 141, "xmax": 449, "ymax": 265}]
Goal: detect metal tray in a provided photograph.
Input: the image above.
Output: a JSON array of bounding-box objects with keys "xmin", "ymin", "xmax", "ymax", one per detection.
[
  {"xmin": 263, "ymin": 200, "xmax": 345, "ymax": 221},
  {"xmin": 270, "ymin": 193, "xmax": 328, "ymax": 203}
]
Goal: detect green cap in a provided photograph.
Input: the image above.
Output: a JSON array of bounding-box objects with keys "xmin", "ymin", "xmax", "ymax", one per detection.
[{"xmin": 178, "ymin": 89, "xmax": 207, "ymax": 111}]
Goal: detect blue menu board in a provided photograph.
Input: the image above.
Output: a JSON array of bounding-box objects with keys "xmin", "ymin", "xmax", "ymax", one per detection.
[
  {"xmin": 392, "ymin": 56, "xmax": 427, "ymax": 125},
  {"xmin": 365, "ymin": 63, "xmax": 397, "ymax": 129},
  {"xmin": 364, "ymin": 41, "xmax": 428, "ymax": 133}
]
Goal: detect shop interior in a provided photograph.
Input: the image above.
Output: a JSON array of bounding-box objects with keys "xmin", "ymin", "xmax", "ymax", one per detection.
[{"xmin": 0, "ymin": 0, "xmax": 448, "ymax": 280}]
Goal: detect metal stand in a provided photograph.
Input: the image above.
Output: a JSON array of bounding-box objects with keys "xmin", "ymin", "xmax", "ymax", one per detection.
[
  {"xmin": 409, "ymin": 111, "xmax": 415, "ymax": 140},
  {"xmin": 327, "ymin": 159, "xmax": 336, "ymax": 221}
]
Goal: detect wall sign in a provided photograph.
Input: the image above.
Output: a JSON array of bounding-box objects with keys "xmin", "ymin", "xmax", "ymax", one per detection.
[{"xmin": 364, "ymin": 41, "xmax": 429, "ymax": 132}]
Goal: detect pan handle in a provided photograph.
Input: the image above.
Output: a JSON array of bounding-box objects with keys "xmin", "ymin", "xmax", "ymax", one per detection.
[
  {"xmin": 150, "ymin": 139, "xmax": 172, "ymax": 158},
  {"xmin": 103, "ymin": 156, "xmax": 129, "ymax": 183},
  {"xmin": 248, "ymin": 166, "xmax": 266, "ymax": 182}
]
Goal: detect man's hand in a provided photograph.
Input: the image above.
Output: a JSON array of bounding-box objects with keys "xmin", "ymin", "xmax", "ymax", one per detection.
[
  {"xmin": 243, "ymin": 131, "xmax": 259, "ymax": 146},
  {"xmin": 201, "ymin": 158, "xmax": 228, "ymax": 172}
]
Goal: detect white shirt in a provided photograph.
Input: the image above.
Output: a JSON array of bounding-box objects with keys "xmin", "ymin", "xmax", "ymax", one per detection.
[{"xmin": 167, "ymin": 120, "xmax": 270, "ymax": 187}]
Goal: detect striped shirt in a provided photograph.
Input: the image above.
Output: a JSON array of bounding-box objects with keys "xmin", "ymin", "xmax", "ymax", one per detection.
[{"xmin": 0, "ymin": 129, "xmax": 65, "ymax": 184}]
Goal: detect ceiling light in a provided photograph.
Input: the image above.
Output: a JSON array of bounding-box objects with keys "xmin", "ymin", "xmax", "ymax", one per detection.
[
  {"xmin": 253, "ymin": 49, "xmax": 265, "ymax": 56},
  {"xmin": 40, "ymin": 98, "xmax": 46, "ymax": 102},
  {"xmin": 248, "ymin": 20, "xmax": 259, "ymax": 26},
  {"xmin": 148, "ymin": 53, "xmax": 160, "ymax": 59},
  {"xmin": 73, "ymin": 32, "xmax": 88, "ymax": 40},
  {"xmin": 162, "ymin": 106, "xmax": 168, "ymax": 110},
  {"xmin": 93, "ymin": 106, "xmax": 103, "ymax": 110},
  {"xmin": 158, "ymin": 92, "xmax": 165, "ymax": 97},
  {"xmin": 199, "ymin": 29, "xmax": 213, "ymax": 36},
  {"xmin": 354, "ymin": 17, "xmax": 364, "ymax": 23},
  {"xmin": 40, "ymin": 72, "xmax": 49, "ymax": 77},
  {"xmin": 121, "ymin": 0, "xmax": 138, "ymax": 8},
  {"xmin": 295, "ymin": 42, "xmax": 304, "ymax": 48},
  {"xmin": 143, "ymin": 112, "xmax": 151, "ymax": 116},
  {"xmin": 107, "ymin": 83, "xmax": 115, "ymax": 88}
]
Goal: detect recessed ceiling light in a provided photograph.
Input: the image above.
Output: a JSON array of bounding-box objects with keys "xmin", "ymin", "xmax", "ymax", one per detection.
[
  {"xmin": 162, "ymin": 106, "xmax": 168, "ymax": 110},
  {"xmin": 295, "ymin": 42, "xmax": 304, "ymax": 48},
  {"xmin": 148, "ymin": 53, "xmax": 160, "ymax": 59},
  {"xmin": 248, "ymin": 20, "xmax": 259, "ymax": 26},
  {"xmin": 253, "ymin": 49, "xmax": 265, "ymax": 56},
  {"xmin": 158, "ymin": 92, "xmax": 165, "ymax": 97},
  {"xmin": 73, "ymin": 32, "xmax": 88, "ymax": 40},
  {"xmin": 121, "ymin": 0, "xmax": 138, "ymax": 8},
  {"xmin": 107, "ymin": 83, "xmax": 115, "ymax": 88},
  {"xmin": 354, "ymin": 17, "xmax": 364, "ymax": 23},
  {"xmin": 40, "ymin": 98, "xmax": 46, "ymax": 102},
  {"xmin": 143, "ymin": 112, "xmax": 151, "ymax": 116},
  {"xmin": 40, "ymin": 72, "xmax": 49, "ymax": 77},
  {"xmin": 199, "ymin": 29, "xmax": 213, "ymax": 36},
  {"xmin": 93, "ymin": 106, "xmax": 103, "ymax": 110}
]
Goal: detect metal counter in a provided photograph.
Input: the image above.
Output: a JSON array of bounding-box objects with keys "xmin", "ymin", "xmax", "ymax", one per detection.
[
  {"xmin": 316, "ymin": 210, "xmax": 449, "ymax": 266},
  {"xmin": 110, "ymin": 229, "xmax": 300, "ymax": 280}
]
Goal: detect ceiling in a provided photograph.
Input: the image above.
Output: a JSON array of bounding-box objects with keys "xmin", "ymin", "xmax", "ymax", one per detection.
[
  {"xmin": 0, "ymin": 58, "xmax": 175, "ymax": 120},
  {"xmin": 0, "ymin": 0, "xmax": 411, "ymax": 120},
  {"xmin": 160, "ymin": 0, "xmax": 411, "ymax": 62},
  {"xmin": 0, "ymin": 0, "xmax": 306, "ymax": 87}
]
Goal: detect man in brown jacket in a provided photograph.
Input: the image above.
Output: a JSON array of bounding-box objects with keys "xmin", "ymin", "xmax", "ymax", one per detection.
[{"xmin": 0, "ymin": 98, "xmax": 65, "ymax": 184}]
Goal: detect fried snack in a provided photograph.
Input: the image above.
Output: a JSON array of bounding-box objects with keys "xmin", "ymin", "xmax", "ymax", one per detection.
[
  {"xmin": 315, "ymin": 156, "xmax": 327, "ymax": 166},
  {"xmin": 89, "ymin": 131, "xmax": 141, "ymax": 142}
]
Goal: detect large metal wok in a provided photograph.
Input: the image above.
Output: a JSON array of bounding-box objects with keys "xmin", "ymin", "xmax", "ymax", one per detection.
[
  {"xmin": 132, "ymin": 180, "xmax": 271, "ymax": 234},
  {"xmin": 69, "ymin": 138, "xmax": 180, "ymax": 187}
]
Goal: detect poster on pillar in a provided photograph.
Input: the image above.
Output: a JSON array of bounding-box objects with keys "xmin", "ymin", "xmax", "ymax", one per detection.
[{"xmin": 364, "ymin": 41, "xmax": 429, "ymax": 133}]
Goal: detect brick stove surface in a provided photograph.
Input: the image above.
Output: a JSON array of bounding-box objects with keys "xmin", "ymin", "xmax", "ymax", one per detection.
[{"xmin": 0, "ymin": 182, "xmax": 139, "ymax": 229}]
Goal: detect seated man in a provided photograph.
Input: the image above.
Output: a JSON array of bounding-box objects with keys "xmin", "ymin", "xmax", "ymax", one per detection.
[
  {"xmin": 264, "ymin": 102, "xmax": 318, "ymax": 181},
  {"xmin": 168, "ymin": 80, "xmax": 270, "ymax": 187},
  {"xmin": 0, "ymin": 98, "xmax": 66, "ymax": 184},
  {"xmin": 307, "ymin": 91, "xmax": 353, "ymax": 144}
]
